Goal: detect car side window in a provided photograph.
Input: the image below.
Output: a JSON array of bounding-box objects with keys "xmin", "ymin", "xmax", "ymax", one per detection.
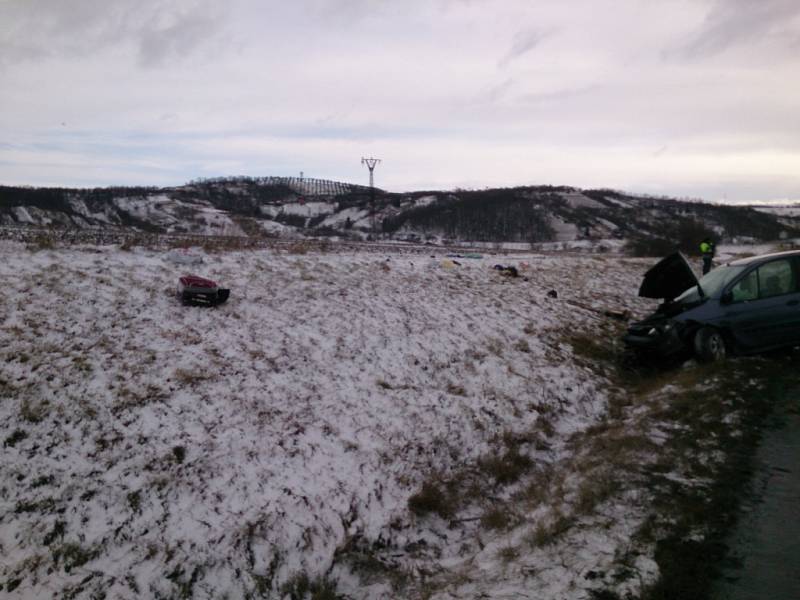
[
  {"xmin": 758, "ymin": 259, "xmax": 795, "ymax": 299},
  {"xmin": 730, "ymin": 270, "xmax": 758, "ymax": 302}
]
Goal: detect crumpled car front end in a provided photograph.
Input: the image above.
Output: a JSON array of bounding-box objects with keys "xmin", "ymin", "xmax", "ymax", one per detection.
[
  {"xmin": 624, "ymin": 312, "xmax": 691, "ymax": 358},
  {"xmin": 623, "ymin": 252, "xmax": 700, "ymax": 359}
]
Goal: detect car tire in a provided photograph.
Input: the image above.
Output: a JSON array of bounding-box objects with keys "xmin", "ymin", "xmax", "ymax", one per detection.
[
  {"xmin": 694, "ymin": 327, "xmax": 727, "ymax": 363},
  {"xmin": 620, "ymin": 347, "xmax": 641, "ymax": 371}
]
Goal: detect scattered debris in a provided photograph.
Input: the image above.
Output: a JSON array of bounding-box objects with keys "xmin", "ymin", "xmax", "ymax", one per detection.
[
  {"xmin": 493, "ymin": 264, "xmax": 519, "ymax": 277},
  {"xmin": 178, "ymin": 275, "xmax": 230, "ymax": 306}
]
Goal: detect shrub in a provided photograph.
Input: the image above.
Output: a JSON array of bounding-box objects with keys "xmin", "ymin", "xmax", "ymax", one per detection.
[
  {"xmin": 4, "ymin": 429, "xmax": 28, "ymax": 448},
  {"xmin": 280, "ymin": 573, "xmax": 340, "ymax": 600},
  {"xmin": 27, "ymin": 232, "xmax": 56, "ymax": 251},
  {"xmin": 480, "ymin": 506, "xmax": 512, "ymax": 530},
  {"xmin": 408, "ymin": 480, "xmax": 453, "ymax": 519},
  {"xmin": 625, "ymin": 219, "xmax": 716, "ymax": 257},
  {"xmin": 479, "ymin": 448, "xmax": 533, "ymax": 485},
  {"xmin": 172, "ymin": 446, "xmax": 186, "ymax": 463},
  {"xmin": 624, "ymin": 237, "xmax": 676, "ymax": 258},
  {"xmin": 53, "ymin": 543, "xmax": 97, "ymax": 573}
]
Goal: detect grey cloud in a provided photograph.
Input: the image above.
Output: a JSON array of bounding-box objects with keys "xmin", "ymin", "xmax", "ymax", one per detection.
[
  {"xmin": 0, "ymin": 0, "xmax": 229, "ymax": 68},
  {"xmin": 475, "ymin": 78, "xmax": 515, "ymax": 104},
  {"xmin": 137, "ymin": 10, "xmax": 225, "ymax": 67},
  {"xmin": 671, "ymin": 0, "xmax": 800, "ymax": 59},
  {"xmin": 498, "ymin": 28, "xmax": 550, "ymax": 68},
  {"xmin": 0, "ymin": 0, "xmax": 115, "ymax": 64}
]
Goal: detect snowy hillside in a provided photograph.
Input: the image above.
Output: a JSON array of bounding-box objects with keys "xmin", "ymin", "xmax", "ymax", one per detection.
[
  {"xmin": 2, "ymin": 180, "xmax": 798, "ymax": 247},
  {"xmin": 0, "ymin": 241, "xmax": 783, "ymax": 598}
]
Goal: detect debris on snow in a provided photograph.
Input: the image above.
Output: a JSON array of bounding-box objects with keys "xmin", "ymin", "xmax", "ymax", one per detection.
[{"xmin": 0, "ymin": 241, "xmax": 665, "ymax": 599}]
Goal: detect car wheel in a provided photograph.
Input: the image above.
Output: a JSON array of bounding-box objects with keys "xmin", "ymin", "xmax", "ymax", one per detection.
[{"xmin": 694, "ymin": 327, "xmax": 727, "ymax": 362}]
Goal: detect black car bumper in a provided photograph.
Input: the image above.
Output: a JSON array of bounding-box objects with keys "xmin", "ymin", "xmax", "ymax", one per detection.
[{"xmin": 623, "ymin": 324, "xmax": 688, "ymax": 357}]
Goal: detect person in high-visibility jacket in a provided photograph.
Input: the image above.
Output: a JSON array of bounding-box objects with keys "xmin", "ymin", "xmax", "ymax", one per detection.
[{"xmin": 700, "ymin": 237, "xmax": 715, "ymax": 275}]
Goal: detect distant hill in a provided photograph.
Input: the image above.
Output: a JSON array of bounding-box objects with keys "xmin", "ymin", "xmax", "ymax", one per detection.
[{"xmin": 1, "ymin": 176, "xmax": 797, "ymax": 249}]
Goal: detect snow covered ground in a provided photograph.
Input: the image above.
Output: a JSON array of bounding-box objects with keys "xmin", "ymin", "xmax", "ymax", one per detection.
[{"xmin": 0, "ymin": 241, "xmax": 700, "ymax": 598}]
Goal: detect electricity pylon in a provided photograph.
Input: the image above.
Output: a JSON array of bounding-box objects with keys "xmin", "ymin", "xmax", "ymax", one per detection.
[{"xmin": 361, "ymin": 157, "xmax": 381, "ymax": 238}]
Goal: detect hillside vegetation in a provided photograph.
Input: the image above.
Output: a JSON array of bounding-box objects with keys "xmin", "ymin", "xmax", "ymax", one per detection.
[{"xmin": 2, "ymin": 178, "xmax": 797, "ymax": 249}]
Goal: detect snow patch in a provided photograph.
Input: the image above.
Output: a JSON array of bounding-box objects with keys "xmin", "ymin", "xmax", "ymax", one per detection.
[{"xmin": 559, "ymin": 192, "xmax": 605, "ymax": 209}]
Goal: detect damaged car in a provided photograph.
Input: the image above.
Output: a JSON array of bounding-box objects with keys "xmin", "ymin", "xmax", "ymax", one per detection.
[{"xmin": 624, "ymin": 250, "xmax": 800, "ymax": 362}]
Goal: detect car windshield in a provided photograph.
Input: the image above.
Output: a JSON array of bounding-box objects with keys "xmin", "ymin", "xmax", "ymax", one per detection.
[{"xmin": 673, "ymin": 264, "xmax": 747, "ymax": 303}]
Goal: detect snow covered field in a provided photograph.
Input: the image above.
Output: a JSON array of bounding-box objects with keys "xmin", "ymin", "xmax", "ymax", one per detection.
[{"xmin": 1, "ymin": 241, "xmax": 726, "ymax": 598}]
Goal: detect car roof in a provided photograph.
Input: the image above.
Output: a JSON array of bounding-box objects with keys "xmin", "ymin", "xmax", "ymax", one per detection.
[{"xmin": 729, "ymin": 249, "xmax": 800, "ymax": 267}]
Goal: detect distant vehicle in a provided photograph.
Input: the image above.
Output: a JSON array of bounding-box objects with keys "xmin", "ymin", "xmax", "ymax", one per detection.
[
  {"xmin": 624, "ymin": 250, "xmax": 800, "ymax": 362},
  {"xmin": 178, "ymin": 275, "xmax": 230, "ymax": 306}
]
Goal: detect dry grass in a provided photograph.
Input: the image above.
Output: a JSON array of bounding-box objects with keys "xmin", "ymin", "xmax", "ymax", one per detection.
[
  {"xmin": 480, "ymin": 506, "xmax": 513, "ymax": 531},
  {"xmin": 172, "ymin": 368, "xmax": 211, "ymax": 385},
  {"xmin": 280, "ymin": 573, "xmax": 339, "ymax": 600},
  {"xmin": 446, "ymin": 383, "xmax": 467, "ymax": 396},
  {"xmin": 479, "ymin": 447, "xmax": 533, "ymax": 485},
  {"xmin": 497, "ymin": 545, "xmax": 520, "ymax": 563},
  {"xmin": 527, "ymin": 512, "xmax": 575, "ymax": 548},
  {"xmin": 514, "ymin": 339, "xmax": 531, "ymax": 353},
  {"xmin": 26, "ymin": 232, "xmax": 57, "ymax": 251},
  {"xmin": 574, "ymin": 473, "xmax": 618, "ymax": 515},
  {"xmin": 20, "ymin": 398, "xmax": 48, "ymax": 423},
  {"xmin": 286, "ymin": 241, "xmax": 311, "ymax": 255},
  {"xmin": 408, "ymin": 478, "xmax": 454, "ymax": 519},
  {"xmin": 485, "ymin": 337, "xmax": 505, "ymax": 357}
]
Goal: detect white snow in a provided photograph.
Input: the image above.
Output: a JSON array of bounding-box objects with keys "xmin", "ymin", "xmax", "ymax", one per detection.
[
  {"xmin": 414, "ymin": 195, "xmax": 437, "ymax": 207},
  {"xmin": 599, "ymin": 196, "xmax": 635, "ymax": 208},
  {"xmin": 279, "ymin": 202, "xmax": 336, "ymax": 217},
  {"xmin": 68, "ymin": 198, "xmax": 113, "ymax": 224},
  {"xmin": 752, "ymin": 205, "xmax": 800, "ymax": 217},
  {"xmin": 549, "ymin": 216, "xmax": 581, "ymax": 241},
  {"xmin": 114, "ymin": 195, "xmax": 244, "ymax": 236},
  {"xmin": 257, "ymin": 220, "xmax": 299, "ymax": 235},
  {"xmin": 11, "ymin": 206, "xmax": 35, "ymax": 224},
  {"xmin": 0, "ymin": 242, "xmax": 665, "ymax": 599},
  {"xmin": 319, "ymin": 206, "xmax": 369, "ymax": 229},
  {"xmin": 559, "ymin": 192, "xmax": 605, "ymax": 209},
  {"xmin": 165, "ymin": 249, "xmax": 205, "ymax": 265}
]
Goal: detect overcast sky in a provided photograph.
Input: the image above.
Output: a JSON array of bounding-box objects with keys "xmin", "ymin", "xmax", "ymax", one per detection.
[{"xmin": 1, "ymin": 0, "xmax": 799, "ymax": 202}]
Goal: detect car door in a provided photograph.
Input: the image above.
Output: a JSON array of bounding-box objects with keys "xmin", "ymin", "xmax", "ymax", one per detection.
[
  {"xmin": 784, "ymin": 257, "xmax": 800, "ymax": 346},
  {"xmin": 723, "ymin": 258, "xmax": 799, "ymax": 351}
]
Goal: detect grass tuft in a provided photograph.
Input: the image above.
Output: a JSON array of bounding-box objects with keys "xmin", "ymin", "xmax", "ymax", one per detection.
[
  {"xmin": 281, "ymin": 573, "xmax": 341, "ymax": 600},
  {"xmin": 172, "ymin": 446, "xmax": 186, "ymax": 464},
  {"xmin": 408, "ymin": 480, "xmax": 453, "ymax": 519},
  {"xmin": 479, "ymin": 448, "xmax": 533, "ymax": 485},
  {"xmin": 53, "ymin": 543, "xmax": 98, "ymax": 573},
  {"xmin": 4, "ymin": 429, "xmax": 28, "ymax": 448},
  {"xmin": 20, "ymin": 398, "xmax": 48, "ymax": 423},
  {"xmin": 480, "ymin": 506, "xmax": 513, "ymax": 530}
]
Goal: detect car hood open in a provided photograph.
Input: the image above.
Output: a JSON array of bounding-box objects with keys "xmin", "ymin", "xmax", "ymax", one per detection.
[{"xmin": 638, "ymin": 252, "xmax": 698, "ymax": 301}]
